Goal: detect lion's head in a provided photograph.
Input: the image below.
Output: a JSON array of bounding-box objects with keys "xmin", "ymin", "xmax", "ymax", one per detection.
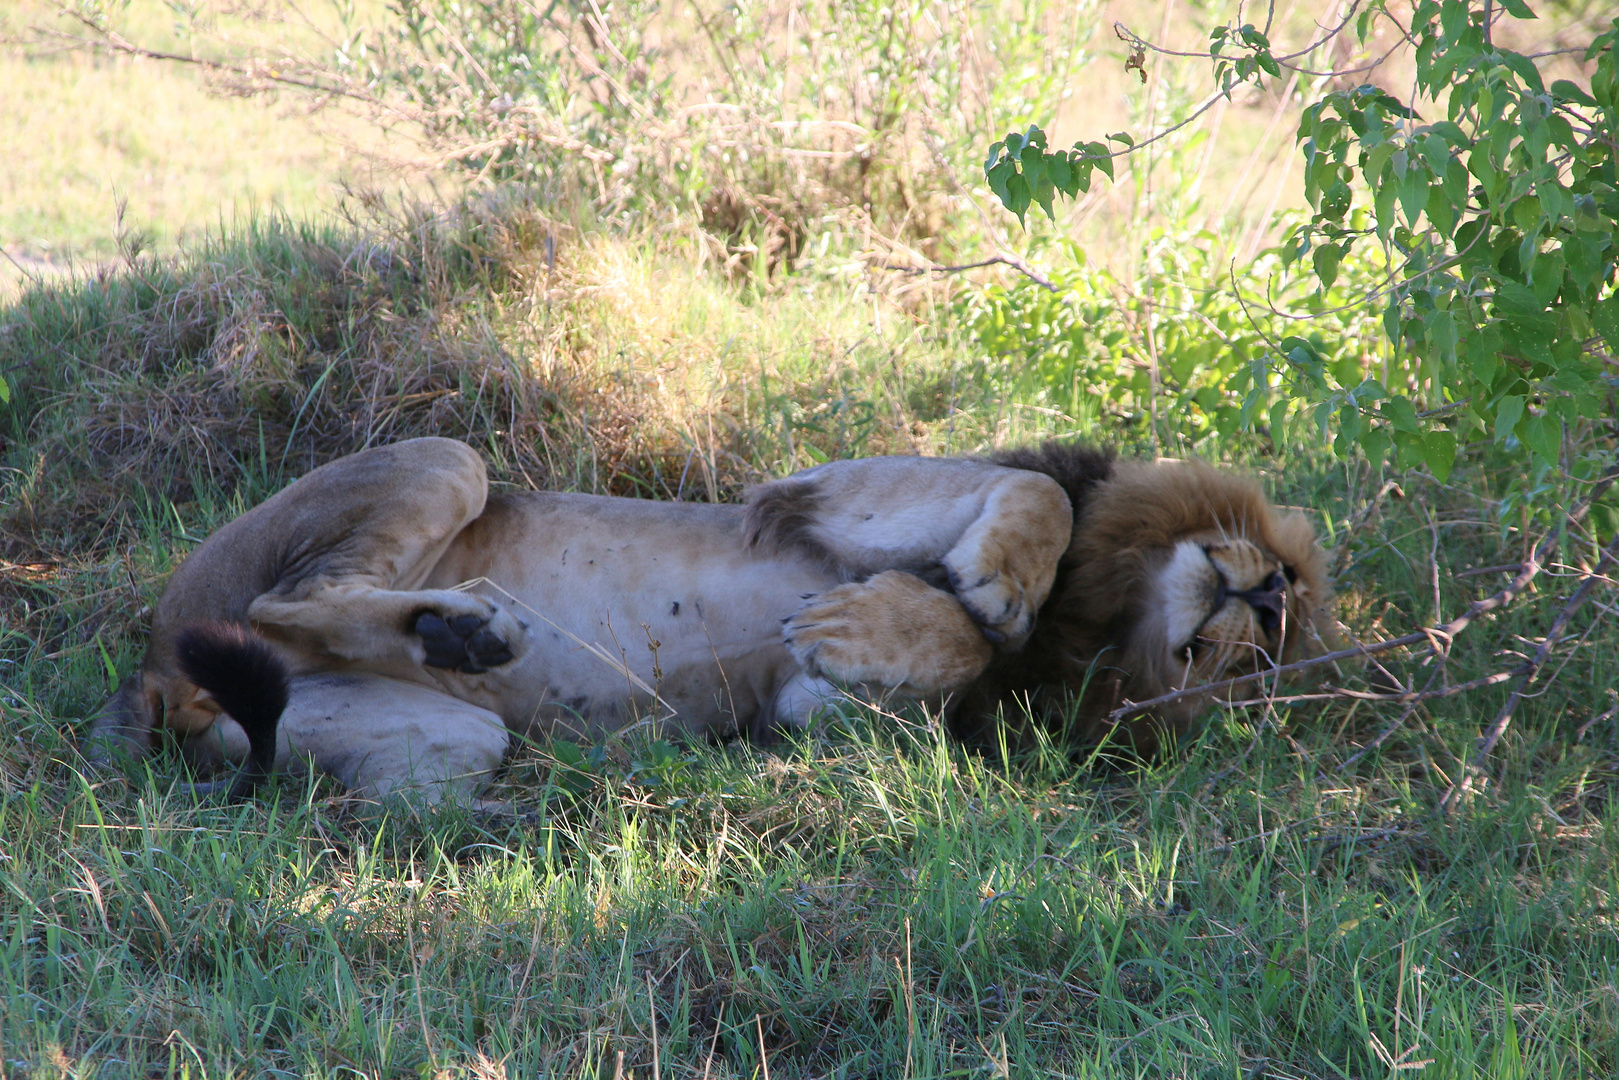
[{"xmin": 957, "ymin": 450, "xmax": 1337, "ymax": 750}]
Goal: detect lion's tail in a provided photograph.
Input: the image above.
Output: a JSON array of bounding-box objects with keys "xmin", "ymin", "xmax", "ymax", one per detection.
[{"xmin": 174, "ymin": 623, "xmax": 289, "ymax": 802}]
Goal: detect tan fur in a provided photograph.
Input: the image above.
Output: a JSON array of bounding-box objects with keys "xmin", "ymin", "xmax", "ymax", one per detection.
[
  {"xmin": 784, "ymin": 570, "xmax": 995, "ymax": 695},
  {"xmin": 84, "ymin": 438, "xmax": 1334, "ymax": 801}
]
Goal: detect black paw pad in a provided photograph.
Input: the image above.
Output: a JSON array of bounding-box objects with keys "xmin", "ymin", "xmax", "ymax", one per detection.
[{"xmin": 414, "ymin": 610, "xmax": 516, "ymax": 674}]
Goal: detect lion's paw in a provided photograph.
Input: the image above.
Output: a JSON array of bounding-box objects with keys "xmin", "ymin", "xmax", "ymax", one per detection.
[
  {"xmin": 783, "ymin": 571, "xmax": 993, "ymax": 696},
  {"xmin": 414, "ymin": 600, "xmax": 528, "ymax": 675},
  {"xmin": 944, "ymin": 554, "xmax": 1036, "ymax": 647}
]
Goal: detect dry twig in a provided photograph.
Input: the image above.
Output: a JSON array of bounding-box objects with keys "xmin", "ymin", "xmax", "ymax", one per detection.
[{"xmin": 1440, "ymin": 530, "xmax": 1619, "ymax": 813}]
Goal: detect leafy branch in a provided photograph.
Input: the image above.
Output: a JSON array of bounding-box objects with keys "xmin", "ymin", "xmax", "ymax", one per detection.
[{"xmin": 985, "ymin": 2, "xmax": 1619, "ymax": 494}]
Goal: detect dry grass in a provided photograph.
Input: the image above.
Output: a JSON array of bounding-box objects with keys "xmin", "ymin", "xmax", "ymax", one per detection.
[
  {"xmin": 0, "ymin": 190, "xmax": 990, "ymax": 578},
  {"xmin": 0, "ymin": 1, "xmax": 422, "ymax": 295}
]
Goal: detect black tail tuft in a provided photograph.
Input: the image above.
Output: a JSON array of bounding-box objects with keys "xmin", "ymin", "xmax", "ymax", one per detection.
[{"xmin": 174, "ymin": 622, "xmax": 289, "ymax": 801}]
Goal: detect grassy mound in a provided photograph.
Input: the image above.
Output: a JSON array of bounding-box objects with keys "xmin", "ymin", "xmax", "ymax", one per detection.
[{"xmin": 2, "ymin": 198, "xmax": 1616, "ymax": 1078}]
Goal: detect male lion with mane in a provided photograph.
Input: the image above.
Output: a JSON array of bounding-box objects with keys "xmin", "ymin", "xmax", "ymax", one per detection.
[{"xmin": 85, "ymin": 438, "xmax": 1336, "ymax": 802}]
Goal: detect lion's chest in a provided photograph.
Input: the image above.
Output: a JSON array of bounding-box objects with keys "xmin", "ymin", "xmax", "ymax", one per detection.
[{"xmin": 422, "ymin": 491, "xmax": 834, "ymax": 737}]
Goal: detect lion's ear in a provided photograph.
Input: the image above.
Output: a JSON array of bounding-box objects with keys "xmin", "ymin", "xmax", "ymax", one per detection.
[{"xmin": 1269, "ymin": 511, "xmax": 1327, "ymax": 588}]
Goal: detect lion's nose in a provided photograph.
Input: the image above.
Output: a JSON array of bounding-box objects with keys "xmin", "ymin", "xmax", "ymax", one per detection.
[{"xmin": 1231, "ymin": 571, "xmax": 1286, "ymax": 633}]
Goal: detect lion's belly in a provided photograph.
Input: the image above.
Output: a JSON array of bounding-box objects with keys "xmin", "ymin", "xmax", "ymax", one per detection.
[{"xmin": 421, "ymin": 491, "xmax": 835, "ymax": 738}]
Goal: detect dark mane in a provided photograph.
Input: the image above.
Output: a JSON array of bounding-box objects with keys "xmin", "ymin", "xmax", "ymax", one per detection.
[{"xmin": 988, "ymin": 441, "xmax": 1117, "ymax": 523}]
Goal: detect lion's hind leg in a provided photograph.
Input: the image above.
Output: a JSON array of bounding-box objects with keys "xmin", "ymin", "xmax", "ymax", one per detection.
[
  {"xmin": 280, "ymin": 675, "xmax": 511, "ymax": 804},
  {"xmin": 228, "ymin": 439, "xmax": 529, "ymax": 676}
]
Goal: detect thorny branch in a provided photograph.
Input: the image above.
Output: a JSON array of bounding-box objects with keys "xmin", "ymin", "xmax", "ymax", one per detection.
[{"xmin": 1440, "ymin": 528, "xmax": 1619, "ymax": 813}]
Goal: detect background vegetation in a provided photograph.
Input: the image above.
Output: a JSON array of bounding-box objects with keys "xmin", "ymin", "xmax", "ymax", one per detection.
[{"xmin": 0, "ymin": 1, "xmax": 1615, "ymax": 1077}]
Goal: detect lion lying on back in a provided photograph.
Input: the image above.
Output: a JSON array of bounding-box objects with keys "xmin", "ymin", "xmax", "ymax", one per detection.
[{"xmin": 85, "ymin": 438, "xmax": 1336, "ymax": 802}]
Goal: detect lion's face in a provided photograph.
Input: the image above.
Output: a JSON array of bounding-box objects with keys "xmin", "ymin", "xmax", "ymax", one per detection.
[
  {"xmin": 1044, "ymin": 458, "xmax": 1336, "ymax": 742},
  {"xmin": 1150, "ymin": 534, "xmax": 1322, "ymax": 698}
]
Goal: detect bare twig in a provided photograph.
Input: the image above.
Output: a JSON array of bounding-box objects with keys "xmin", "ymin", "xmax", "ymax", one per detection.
[
  {"xmin": 1222, "ymin": 669, "xmax": 1517, "ymax": 711},
  {"xmin": 878, "ymin": 256, "xmax": 1058, "ymax": 292},
  {"xmin": 41, "ymin": 16, "xmax": 370, "ymax": 103},
  {"xmin": 1334, "ymin": 668, "xmax": 1445, "ymax": 773},
  {"xmin": 1440, "ymin": 530, "xmax": 1619, "ymax": 813},
  {"xmin": 1575, "ymin": 690, "xmax": 1618, "ymax": 742}
]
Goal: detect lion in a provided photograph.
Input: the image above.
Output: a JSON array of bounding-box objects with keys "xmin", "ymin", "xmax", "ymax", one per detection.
[{"xmin": 83, "ymin": 437, "xmax": 1336, "ymax": 803}]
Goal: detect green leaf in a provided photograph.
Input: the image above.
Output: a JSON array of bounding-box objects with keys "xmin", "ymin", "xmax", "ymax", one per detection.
[
  {"xmin": 1258, "ymin": 52, "xmax": 1281, "ymax": 77},
  {"xmin": 1496, "ymin": 0, "xmax": 1535, "ymax": 21},
  {"xmin": 1428, "ymin": 309, "xmax": 1457, "ymax": 362},
  {"xmin": 1107, "ymin": 131, "xmax": 1135, "ymax": 147},
  {"xmin": 1359, "ymin": 426, "xmax": 1391, "ymax": 468},
  {"xmin": 1383, "ymin": 395, "xmax": 1421, "ymax": 433},
  {"xmin": 1399, "ymin": 165, "xmax": 1430, "ymax": 225},
  {"xmin": 1336, "ymin": 404, "xmax": 1364, "ymax": 452},
  {"xmin": 1033, "ymin": 176, "xmax": 1057, "ymax": 221},
  {"xmin": 1439, "ymin": 0, "xmax": 1468, "ymax": 42},
  {"xmin": 1366, "ymin": 140, "xmax": 1398, "ymax": 183},
  {"xmin": 1019, "ymin": 144, "xmax": 1047, "ymax": 189},
  {"xmin": 1495, "ymin": 282, "xmax": 1547, "ymax": 322},
  {"xmin": 1421, "ymin": 430, "xmax": 1457, "ymax": 481},
  {"xmin": 1268, "ymin": 398, "xmax": 1289, "ymax": 438},
  {"xmin": 1549, "ymin": 79, "xmax": 1597, "ymax": 107},
  {"xmin": 1522, "ymin": 413, "xmax": 1560, "ymax": 462},
  {"xmin": 1312, "ymin": 243, "xmax": 1342, "ymax": 289},
  {"xmin": 1453, "ymin": 216, "xmax": 1488, "ymax": 259},
  {"xmin": 1082, "ymin": 141, "xmax": 1115, "ymax": 181},
  {"xmin": 1593, "ymin": 294, "xmax": 1619, "ymax": 354},
  {"xmin": 1320, "ymin": 179, "xmax": 1352, "ymax": 222},
  {"xmin": 1499, "ymin": 51, "xmax": 1544, "ymax": 93},
  {"xmin": 0, "ymin": 373, "xmax": 9, "ymax": 406},
  {"xmin": 1005, "ymin": 172, "xmax": 1032, "ymax": 224},
  {"xmin": 1493, "ymin": 395, "xmax": 1523, "ymax": 442},
  {"xmin": 1047, "ymin": 153, "xmax": 1076, "ymax": 198},
  {"xmin": 1512, "ymin": 193, "xmax": 1542, "ymax": 232},
  {"xmin": 1374, "ymin": 179, "xmax": 1398, "ymax": 241},
  {"xmin": 986, "ymin": 160, "xmax": 1015, "ymax": 207},
  {"xmin": 984, "ymin": 140, "xmax": 1006, "ymax": 172},
  {"xmin": 1394, "ymin": 430, "xmax": 1426, "ymax": 470}
]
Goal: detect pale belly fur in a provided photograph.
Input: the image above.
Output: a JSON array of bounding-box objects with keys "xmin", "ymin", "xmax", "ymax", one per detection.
[{"xmin": 420, "ymin": 491, "xmax": 838, "ymax": 739}]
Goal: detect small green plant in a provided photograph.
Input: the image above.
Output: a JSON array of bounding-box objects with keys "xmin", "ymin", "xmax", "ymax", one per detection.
[{"xmin": 957, "ymin": 230, "xmax": 1390, "ymax": 446}]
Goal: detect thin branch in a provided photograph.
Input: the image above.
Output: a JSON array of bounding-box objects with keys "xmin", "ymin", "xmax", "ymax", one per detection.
[
  {"xmin": 1440, "ymin": 529, "xmax": 1619, "ymax": 813},
  {"xmin": 1115, "ymin": 0, "xmax": 1366, "ymax": 65},
  {"xmin": 1221, "ymin": 669, "xmax": 1517, "ymax": 710},
  {"xmin": 1334, "ymin": 667, "xmax": 1445, "ymax": 773},
  {"xmin": 1071, "ymin": 82, "xmax": 1229, "ymax": 162},
  {"xmin": 42, "ymin": 17, "xmax": 369, "ymax": 103},
  {"xmin": 878, "ymin": 256, "xmax": 1058, "ymax": 292}
]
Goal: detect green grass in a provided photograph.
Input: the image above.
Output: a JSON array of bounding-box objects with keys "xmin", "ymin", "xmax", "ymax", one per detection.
[
  {"xmin": 2, "ymin": 192, "xmax": 1617, "ymax": 1078},
  {"xmin": 2, "ymin": 0, "xmax": 1616, "ymax": 1069}
]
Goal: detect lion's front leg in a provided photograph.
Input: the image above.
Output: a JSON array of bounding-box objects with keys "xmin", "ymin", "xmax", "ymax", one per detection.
[
  {"xmin": 747, "ymin": 456, "xmax": 1072, "ymax": 652},
  {"xmin": 939, "ymin": 471, "xmax": 1073, "ymax": 647},
  {"xmin": 784, "ymin": 571, "xmax": 994, "ymax": 696}
]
